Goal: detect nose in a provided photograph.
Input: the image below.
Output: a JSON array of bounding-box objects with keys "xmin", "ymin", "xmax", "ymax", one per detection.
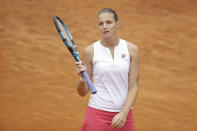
[{"xmin": 103, "ymin": 23, "xmax": 107, "ymax": 29}]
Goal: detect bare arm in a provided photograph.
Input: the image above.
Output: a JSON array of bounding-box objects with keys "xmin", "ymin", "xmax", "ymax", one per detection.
[
  {"xmin": 76, "ymin": 45, "xmax": 94, "ymax": 97},
  {"xmin": 111, "ymin": 42, "xmax": 139, "ymax": 128},
  {"xmin": 121, "ymin": 42, "xmax": 139, "ymax": 115}
]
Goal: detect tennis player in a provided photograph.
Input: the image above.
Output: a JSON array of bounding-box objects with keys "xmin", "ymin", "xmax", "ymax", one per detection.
[{"xmin": 75, "ymin": 8, "xmax": 139, "ymax": 131}]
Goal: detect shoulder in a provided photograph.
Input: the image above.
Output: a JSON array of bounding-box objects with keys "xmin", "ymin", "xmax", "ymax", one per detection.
[
  {"xmin": 126, "ymin": 41, "xmax": 139, "ymax": 58},
  {"xmin": 83, "ymin": 44, "xmax": 94, "ymax": 63},
  {"xmin": 83, "ymin": 40, "xmax": 100, "ymax": 56},
  {"xmin": 84, "ymin": 44, "xmax": 94, "ymax": 56}
]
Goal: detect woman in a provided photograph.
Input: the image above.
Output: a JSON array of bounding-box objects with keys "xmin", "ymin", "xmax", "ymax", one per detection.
[{"xmin": 75, "ymin": 8, "xmax": 139, "ymax": 131}]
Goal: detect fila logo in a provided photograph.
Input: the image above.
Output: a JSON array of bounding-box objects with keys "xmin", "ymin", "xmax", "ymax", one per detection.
[{"xmin": 121, "ymin": 54, "xmax": 126, "ymax": 59}]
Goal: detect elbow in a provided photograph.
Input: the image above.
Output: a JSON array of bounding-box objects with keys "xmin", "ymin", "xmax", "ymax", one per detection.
[
  {"xmin": 129, "ymin": 84, "xmax": 139, "ymax": 93},
  {"xmin": 78, "ymin": 92, "xmax": 87, "ymax": 97},
  {"xmin": 76, "ymin": 85, "xmax": 89, "ymax": 97},
  {"xmin": 77, "ymin": 90, "xmax": 88, "ymax": 97}
]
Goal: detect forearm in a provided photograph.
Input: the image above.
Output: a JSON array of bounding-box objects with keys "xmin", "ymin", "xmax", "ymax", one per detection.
[
  {"xmin": 76, "ymin": 77, "xmax": 89, "ymax": 97},
  {"xmin": 121, "ymin": 85, "xmax": 138, "ymax": 115}
]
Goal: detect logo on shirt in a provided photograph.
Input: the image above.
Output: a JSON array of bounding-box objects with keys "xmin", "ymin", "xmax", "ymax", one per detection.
[{"xmin": 121, "ymin": 54, "xmax": 126, "ymax": 59}]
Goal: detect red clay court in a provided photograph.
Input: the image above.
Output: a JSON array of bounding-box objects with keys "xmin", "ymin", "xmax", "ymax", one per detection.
[{"xmin": 0, "ymin": 0, "xmax": 197, "ymax": 130}]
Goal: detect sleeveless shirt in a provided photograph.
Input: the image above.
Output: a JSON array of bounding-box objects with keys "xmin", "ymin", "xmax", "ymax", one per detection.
[{"xmin": 88, "ymin": 39, "xmax": 130, "ymax": 112}]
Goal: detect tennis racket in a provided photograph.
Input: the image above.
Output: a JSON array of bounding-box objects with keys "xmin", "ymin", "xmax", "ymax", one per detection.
[{"xmin": 53, "ymin": 16, "xmax": 97, "ymax": 94}]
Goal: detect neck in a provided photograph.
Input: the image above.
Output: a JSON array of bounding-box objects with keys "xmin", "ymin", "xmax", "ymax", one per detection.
[{"xmin": 101, "ymin": 37, "xmax": 119, "ymax": 48}]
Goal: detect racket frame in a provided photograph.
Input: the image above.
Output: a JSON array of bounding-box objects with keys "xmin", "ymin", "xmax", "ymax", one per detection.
[{"xmin": 53, "ymin": 16, "xmax": 97, "ymax": 94}]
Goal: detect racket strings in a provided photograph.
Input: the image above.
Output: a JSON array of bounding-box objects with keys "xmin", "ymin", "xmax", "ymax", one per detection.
[
  {"xmin": 56, "ymin": 19, "xmax": 79, "ymax": 59},
  {"xmin": 56, "ymin": 20, "xmax": 78, "ymax": 53}
]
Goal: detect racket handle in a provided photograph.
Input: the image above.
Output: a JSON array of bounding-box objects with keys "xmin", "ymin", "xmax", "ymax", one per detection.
[{"xmin": 81, "ymin": 71, "xmax": 97, "ymax": 94}]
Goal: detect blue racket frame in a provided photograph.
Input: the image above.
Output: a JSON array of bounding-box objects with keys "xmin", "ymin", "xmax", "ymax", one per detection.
[{"xmin": 53, "ymin": 16, "xmax": 97, "ymax": 94}]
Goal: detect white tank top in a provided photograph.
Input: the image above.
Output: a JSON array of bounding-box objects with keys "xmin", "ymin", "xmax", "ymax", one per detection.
[{"xmin": 88, "ymin": 39, "xmax": 130, "ymax": 112}]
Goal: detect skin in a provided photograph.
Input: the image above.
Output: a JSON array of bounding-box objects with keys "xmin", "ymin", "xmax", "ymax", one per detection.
[{"xmin": 76, "ymin": 12, "xmax": 139, "ymax": 128}]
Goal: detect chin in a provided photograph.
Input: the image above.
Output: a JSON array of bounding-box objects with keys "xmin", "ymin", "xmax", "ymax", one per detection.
[{"xmin": 103, "ymin": 34, "xmax": 111, "ymax": 38}]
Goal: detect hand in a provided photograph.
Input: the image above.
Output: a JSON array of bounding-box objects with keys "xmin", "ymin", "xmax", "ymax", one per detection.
[
  {"xmin": 75, "ymin": 61, "xmax": 87, "ymax": 77},
  {"xmin": 111, "ymin": 111, "xmax": 127, "ymax": 128}
]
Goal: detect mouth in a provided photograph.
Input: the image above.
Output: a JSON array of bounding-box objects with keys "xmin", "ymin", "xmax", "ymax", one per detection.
[{"xmin": 103, "ymin": 31, "xmax": 110, "ymax": 34}]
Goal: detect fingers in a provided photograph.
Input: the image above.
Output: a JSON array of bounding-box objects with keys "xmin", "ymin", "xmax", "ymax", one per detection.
[
  {"xmin": 75, "ymin": 61, "xmax": 86, "ymax": 76},
  {"xmin": 75, "ymin": 61, "xmax": 83, "ymax": 65},
  {"xmin": 111, "ymin": 112, "xmax": 126, "ymax": 128},
  {"xmin": 111, "ymin": 117, "xmax": 125, "ymax": 128},
  {"xmin": 111, "ymin": 121, "xmax": 125, "ymax": 128}
]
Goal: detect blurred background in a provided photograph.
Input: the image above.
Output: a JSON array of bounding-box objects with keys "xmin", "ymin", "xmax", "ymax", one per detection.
[{"xmin": 0, "ymin": 0, "xmax": 197, "ymax": 130}]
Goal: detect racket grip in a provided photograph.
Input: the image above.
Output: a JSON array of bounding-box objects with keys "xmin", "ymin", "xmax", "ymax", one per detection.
[{"xmin": 81, "ymin": 71, "xmax": 97, "ymax": 94}]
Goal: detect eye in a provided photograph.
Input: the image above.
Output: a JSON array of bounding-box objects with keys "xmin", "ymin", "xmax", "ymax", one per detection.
[
  {"xmin": 106, "ymin": 20, "xmax": 112, "ymax": 24},
  {"xmin": 98, "ymin": 22, "xmax": 103, "ymax": 26}
]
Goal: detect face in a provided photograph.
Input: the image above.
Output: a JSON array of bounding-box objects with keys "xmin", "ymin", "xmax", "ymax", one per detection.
[{"xmin": 97, "ymin": 12, "xmax": 119, "ymax": 38}]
